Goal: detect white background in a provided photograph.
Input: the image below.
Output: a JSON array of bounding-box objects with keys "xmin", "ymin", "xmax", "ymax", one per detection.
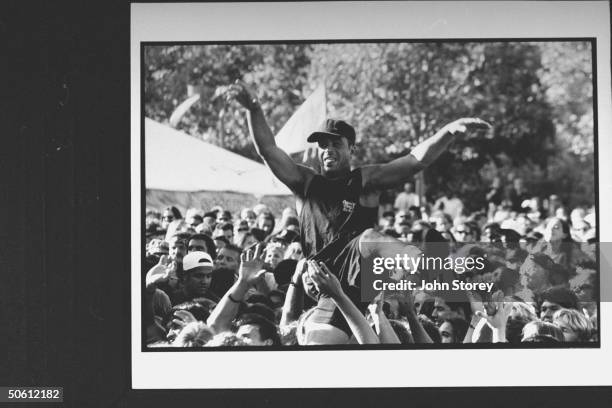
[{"xmin": 131, "ymin": 1, "xmax": 612, "ymax": 388}]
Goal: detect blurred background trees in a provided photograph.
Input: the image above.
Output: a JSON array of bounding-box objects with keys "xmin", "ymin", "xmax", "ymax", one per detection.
[{"xmin": 144, "ymin": 41, "xmax": 594, "ymax": 210}]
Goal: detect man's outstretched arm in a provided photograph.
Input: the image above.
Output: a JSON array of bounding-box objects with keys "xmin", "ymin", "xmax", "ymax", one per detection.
[
  {"xmin": 362, "ymin": 118, "xmax": 491, "ymax": 191},
  {"xmin": 226, "ymin": 80, "xmax": 314, "ymax": 194}
]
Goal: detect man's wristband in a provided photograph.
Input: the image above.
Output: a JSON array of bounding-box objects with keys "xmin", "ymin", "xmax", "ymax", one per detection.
[{"xmin": 247, "ymin": 98, "xmax": 261, "ymax": 112}]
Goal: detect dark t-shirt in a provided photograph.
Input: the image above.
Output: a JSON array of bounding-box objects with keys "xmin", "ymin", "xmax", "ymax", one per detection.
[
  {"xmin": 299, "ymin": 168, "xmax": 378, "ymax": 285},
  {"xmin": 299, "ymin": 168, "xmax": 378, "ymax": 257}
]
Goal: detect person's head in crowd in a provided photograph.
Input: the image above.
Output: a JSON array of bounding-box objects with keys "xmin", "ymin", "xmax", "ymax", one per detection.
[
  {"xmin": 217, "ymin": 210, "xmax": 232, "ymax": 224},
  {"xmin": 214, "ymin": 244, "xmax": 242, "ymax": 275},
  {"xmin": 569, "ymin": 261, "xmax": 597, "ymax": 302},
  {"xmin": 205, "ymin": 331, "xmax": 247, "ymax": 347},
  {"xmin": 213, "ymin": 222, "xmax": 234, "ymax": 243},
  {"xmin": 252, "ymin": 203, "xmax": 269, "ymax": 216},
  {"xmin": 431, "ymin": 294, "xmax": 471, "ymax": 323},
  {"xmin": 381, "ymin": 210, "xmax": 395, "ymax": 229},
  {"xmin": 429, "ymin": 211, "xmax": 452, "ymax": 233},
  {"xmin": 257, "ymin": 212, "xmax": 275, "ymax": 237},
  {"xmin": 482, "ymin": 223, "xmax": 502, "ymax": 243},
  {"xmin": 570, "ymin": 219, "xmax": 591, "ymax": 242},
  {"xmin": 234, "ymin": 313, "xmax": 281, "ymax": 346},
  {"xmin": 452, "ymin": 222, "xmax": 476, "ymax": 243},
  {"xmin": 394, "ymin": 211, "xmax": 412, "ymax": 233},
  {"xmin": 202, "ymin": 211, "xmax": 217, "ymax": 230},
  {"xmin": 553, "ymin": 308, "xmax": 592, "ymax": 342},
  {"xmin": 408, "ymin": 205, "xmax": 422, "ymax": 221},
  {"xmin": 213, "ymin": 236, "xmax": 229, "ymax": 251},
  {"xmin": 284, "ymin": 242, "xmax": 304, "ymax": 261},
  {"xmin": 172, "ymin": 322, "xmax": 215, "ymax": 348},
  {"xmin": 413, "ymin": 290, "xmax": 434, "ymax": 316},
  {"xmin": 240, "ymin": 302, "xmax": 276, "ymax": 323},
  {"xmin": 249, "ymin": 227, "xmax": 267, "ymax": 243},
  {"xmin": 162, "ymin": 206, "xmax": 182, "ymax": 230},
  {"xmin": 522, "ymin": 231, "xmax": 544, "ymax": 253},
  {"xmin": 187, "ymin": 233, "xmax": 217, "ymax": 258},
  {"xmin": 555, "ymin": 206, "xmax": 569, "ymax": 222},
  {"xmin": 185, "ymin": 208, "xmax": 204, "ymax": 228},
  {"xmin": 536, "ymin": 285, "xmax": 579, "ymax": 323},
  {"xmin": 403, "ymin": 181, "xmax": 415, "ymax": 193},
  {"xmin": 544, "ymin": 217, "xmax": 573, "ymax": 244},
  {"xmin": 521, "ymin": 320, "xmax": 564, "ymax": 343},
  {"xmin": 167, "ymin": 233, "xmax": 188, "ymax": 263},
  {"xmin": 263, "ymin": 243, "xmax": 284, "ymax": 270},
  {"xmin": 520, "ymin": 253, "xmax": 555, "ymax": 293},
  {"xmin": 241, "ymin": 208, "xmax": 257, "ymax": 226},
  {"xmin": 182, "ymin": 251, "xmax": 215, "ymax": 300},
  {"xmin": 437, "ymin": 311, "xmax": 469, "ymax": 344},
  {"xmin": 505, "ymin": 300, "xmax": 538, "ymax": 343},
  {"xmin": 513, "ymin": 177, "xmax": 524, "ymax": 191}
]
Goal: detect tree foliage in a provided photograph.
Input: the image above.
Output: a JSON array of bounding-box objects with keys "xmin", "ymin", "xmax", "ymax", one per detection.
[{"xmin": 144, "ymin": 41, "xmax": 594, "ymax": 209}]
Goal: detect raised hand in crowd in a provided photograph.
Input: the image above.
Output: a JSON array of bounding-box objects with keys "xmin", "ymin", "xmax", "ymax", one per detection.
[
  {"xmin": 308, "ymin": 261, "xmax": 380, "ymax": 344},
  {"xmin": 146, "ymin": 255, "xmax": 176, "ymax": 293},
  {"xmin": 475, "ymin": 291, "xmax": 512, "ymax": 343},
  {"xmin": 207, "ymin": 244, "xmax": 266, "ymax": 333}
]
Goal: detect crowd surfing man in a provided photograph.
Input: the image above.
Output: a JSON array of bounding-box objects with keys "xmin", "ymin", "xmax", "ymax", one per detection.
[{"xmin": 224, "ymin": 80, "xmax": 491, "ymax": 339}]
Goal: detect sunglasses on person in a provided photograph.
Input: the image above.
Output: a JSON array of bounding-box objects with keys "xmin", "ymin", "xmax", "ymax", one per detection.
[
  {"xmin": 162, "ymin": 215, "xmax": 174, "ymax": 221},
  {"xmin": 455, "ymin": 229, "xmax": 470, "ymax": 235}
]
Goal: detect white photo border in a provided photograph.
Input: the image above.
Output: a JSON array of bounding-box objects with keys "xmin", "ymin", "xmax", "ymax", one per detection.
[{"xmin": 131, "ymin": 1, "xmax": 611, "ymax": 389}]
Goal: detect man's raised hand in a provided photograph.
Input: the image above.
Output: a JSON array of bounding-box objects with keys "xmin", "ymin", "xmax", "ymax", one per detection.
[
  {"xmin": 238, "ymin": 243, "xmax": 266, "ymax": 286},
  {"xmin": 146, "ymin": 255, "xmax": 174, "ymax": 288},
  {"xmin": 225, "ymin": 79, "xmax": 259, "ymax": 111},
  {"xmin": 445, "ymin": 118, "xmax": 492, "ymax": 137}
]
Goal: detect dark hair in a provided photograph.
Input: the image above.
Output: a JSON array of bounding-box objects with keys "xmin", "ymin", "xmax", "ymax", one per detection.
[
  {"xmin": 249, "ymin": 228, "xmax": 267, "ymax": 242},
  {"xmin": 536, "ymin": 285, "xmax": 579, "ymax": 311},
  {"xmin": 189, "ymin": 233, "xmax": 217, "ymax": 258},
  {"xmin": 235, "ymin": 313, "xmax": 281, "ymax": 345},
  {"xmin": 382, "ymin": 210, "xmax": 395, "ymax": 218},
  {"xmin": 239, "ymin": 302, "xmax": 276, "ymax": 323},
  {"xmin": 219, "ymin": 222, "xmax": 233, "ymax": 232},
  {"xmin": 171, "ymin": 301, "xmax": 211, "ymax": 322},
  {"xmin": 437, "ymin": 311, "xmax": 469, "ymax": 343},
  {"xmin": 164, "ymin": 206, "xmax": 182, "ymax": 220},
  {"xmin": 203, "ymin": 211, "xmax": 217, "ymax": 219},
  {"xmin": 408, "ymin": 205, "xmax": 422, "ymax": 219},
  {"xmin": 245, "ymin": 294, "xmax": 274, "ymax": 309}
]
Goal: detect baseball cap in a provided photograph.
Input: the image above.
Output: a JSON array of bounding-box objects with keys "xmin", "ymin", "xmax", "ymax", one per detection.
[
  {"xmin": 182, "ymin": 251, "xmax": 214, "ymax": 272},
  {"xmin": 307, "ymin": 118, "xmax": 356, "ymax": 145}
]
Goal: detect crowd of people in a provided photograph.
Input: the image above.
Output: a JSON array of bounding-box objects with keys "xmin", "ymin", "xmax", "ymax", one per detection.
[{"xmin": 143, "ymin": 175, "xmax": 598, "ymax": 347}]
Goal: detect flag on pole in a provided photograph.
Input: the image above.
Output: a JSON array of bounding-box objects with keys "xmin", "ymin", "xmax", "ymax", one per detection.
[
  {"xmin": 275, "ymin": 85, "xmax": 326, "ymax": 159},
  {"xmin": 169, "ymin": 94, "xmax": 201, "ymax": 128}
]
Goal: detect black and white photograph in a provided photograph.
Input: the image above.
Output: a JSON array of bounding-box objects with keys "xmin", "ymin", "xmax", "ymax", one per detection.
[{"xmin": 142, "ymin": 39, "xmax": 598, "ymax": 350}]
